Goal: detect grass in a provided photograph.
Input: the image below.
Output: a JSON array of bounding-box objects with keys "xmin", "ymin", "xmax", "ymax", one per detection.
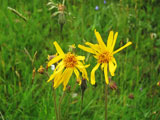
[{"xmin": 0, "ymin": 0, "xmax": 160, "ymax": 120}]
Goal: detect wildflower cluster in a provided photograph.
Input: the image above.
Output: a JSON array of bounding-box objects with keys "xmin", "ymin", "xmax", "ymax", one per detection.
[{"xmin": 47, "ymin": 30, "xmax": 132, "ymax": 90}]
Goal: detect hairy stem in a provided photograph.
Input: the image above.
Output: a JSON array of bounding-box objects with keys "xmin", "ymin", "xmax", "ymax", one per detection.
[
  {"xmin": 58, "ymin": 92, "xmax": 65, "ymax": 120},
  {"xmin": 105, "ymin": 84, "xmax": 108, "ymax": 120},
  {"xmin": 53, "ymin": 89, "xmax": 59, "ymax": 120}
]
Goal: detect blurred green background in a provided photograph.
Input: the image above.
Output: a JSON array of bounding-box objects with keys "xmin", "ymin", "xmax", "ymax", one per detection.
[{"xmin": 0, "ymin": 0, "xmax": 160, "ymax": 119}]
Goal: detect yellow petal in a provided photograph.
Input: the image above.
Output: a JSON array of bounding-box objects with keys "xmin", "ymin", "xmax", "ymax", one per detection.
[
  {"xmin": 76, "ymin": 65, "xmax": 89, "ymax": 81},
  {"xmin": 78, "ymin": 44, "xmax": 95, "ymax": 54},
  {"xmin": 53, "ymin": 41, "xmax": 65, "ymax": 56},
  {"xmin": 112, "ymin": 57, "xmax": 117, "ymax": 69},
  {"xmin": 101, "ymin": 63, "xmax": 105, "ymax": 71},
  {"xmin": 47, "ymin": 73, "xmax": 55, "ymax": 82},
  {"xmin": 91, "ymin": 63, "xmax": 100, "ymax": 85},
  {"xmin": 76, "ymin": 56, "xmax": 85, "ymax": 61},
  {"xmin": 104, "ymin": 64, "xmax": 109, "ymax": 84},
  {"xmin": 54, "ymin": 61, "xmax": 64, "ymax": 71},
  {"xmin": 74, "ymin": 68, "xmax": 81, "ymax": 85},
  {"xmin": 54, "ymin": 68, "xmax": 69, "ymax": 89},
  {"xmin": 93, "ymin": 55, "xmax": 98, "ymax": 59},
  {"xmin": 85, "ymin": 42, "xmax": 101, "ymax": 53},
  {"xmin": 53, "ymin": 69, "xmax": 64, "ymax": 89},
  {"xmin": 48, "ymin": 62, "xmax": 64, "ymax": 82},
  {"xmin": 110, "ymin": 32, "xmax": 118, "ymax": 52},
  {"xmin": 54, "ymin": 63, "xmax": 65, "ymax": 75},
  {"xmin": 77, "ymin": 61, "xmax": 90, "ymax": 68},
  {"xmin": 109, "ymin": 60, "xmax": 116, "ymax": 76},
  {"xmin": 94, "ymin": 29, "xmax": 107, "ymax": 51},
  {"xmin": 107, "ymin": 31, "xmax": 113, "ymax": 49},
  {"xmin": 113, "ymin": 42, "xmax": 132, "ymax": 54},
  {"xmin": 48, "ymin": 55, "xmax": 62, "ymax": 67},
  {"xmin": 63, "ymin": 68, "xmax": 73, "ymax": 91}
]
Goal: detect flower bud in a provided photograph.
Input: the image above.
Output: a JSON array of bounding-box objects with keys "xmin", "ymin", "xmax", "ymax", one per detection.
[
  {"xmin": 128, "ymin": 93, "xmax": 134, "ymax": 99},
  {"xmin": 69, "ymin": 44, "xmax": 76, "ymax": 53},
  {"xmin": 32, "ymin": 68, "xmax": 36, "ymax": 79},
  {"xmin": 58, "ymin": 4, "xmax": 65, "ymax": 12},
  {"xmin": 81, "ymin": 78, "xmax": 87, "ymax": 92},
  {"xmin": 38, "ymin": 65, "xmax": 45, "ymax": 74},
  {"xmin": 109, "ymin": 81, "xmax": 117, "ymax": 90}
]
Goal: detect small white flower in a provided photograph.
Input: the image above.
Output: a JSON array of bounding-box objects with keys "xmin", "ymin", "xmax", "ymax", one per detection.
[{"xmin": 51, "ymin": 64, "xmax": 55, "ymax": 71}]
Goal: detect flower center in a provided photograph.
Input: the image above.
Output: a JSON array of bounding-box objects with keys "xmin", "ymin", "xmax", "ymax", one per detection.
[
  {"xmin": 63, "ymin": 53, "xmax": 77, "ymax": 68},
  {"xmin": 98, "ymin": 51, "xmax": 112, "ymax": 63}
]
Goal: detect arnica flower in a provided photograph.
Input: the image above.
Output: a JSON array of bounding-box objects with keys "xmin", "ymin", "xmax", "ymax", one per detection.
[
  {"xmin": 78, "ymin": 29, "xmax": 132, "ymax": 85},
  {"xmin": 47, "ymin": 41, "xmax": 89, "ymax": 91}
]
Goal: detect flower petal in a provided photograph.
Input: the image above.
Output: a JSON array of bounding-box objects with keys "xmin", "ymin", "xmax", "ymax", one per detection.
[
  {"xmin": 111, "ymin": 32, "xmax": 118, "ymax": 52},
  {"xmin": 63, "ymin": 68, "xmax": 73, "ymax": 91},
  {"xmin": 94, "ymin": 29, "xmax": 107, "ymax": 51},
  {"xmin": 107, "ymin": 31, "xmax": 113, "ymax": 49},
  {"xmin": 77, "ymin": 61, "xmax": 90, "ymax": 67},
  {"xmin": 53, "ymin": 68, "xmax": 64, "ymax": 88},
  {"xmin": 54, "ymin": 63, "xmax": 65, "ymax": 75},
  {"xmin": 47, "ymin": 73, "xmax": 55, "ymax": 82},
  {"xmin": 48, "ymin": 55, "xmax": 62, "ymax": 67},
  {"xmin": 76, "ymin": 62, "xmax": 89, "ymax": 80},
  {"xmin": 48, "ymin": 62, "xmax": 64, "ymax": 82},
  {"xmin": 104, "ymin": 63, "xmax": 109, "ymax": 84},
  {"xmin": 54, "ymin": 68, "xmax": 70, "ymax": 89},
  {"xmin": 74, "ymin": 68, "xmax": 81, "ymax": 85},
  {"xmin": 91, "ymin": 63, "xmax": 100, "ymax": 85},
  {"xmin": 78, "ymin": 45, "xmax": 95, "ymax": 54},
  {"xmin": 109, "ymin": 59, "xmax": 117, "ymax": 76},
  {"xmin": 54, "ymin": 61, "xmax": 64, "ymax": 71},
  {"xmin": 76, "ymin": 56, "xmax": 85, "ymax": 61},
  {"xmin": 85, "ymin": 42, "xmax": 101, "ymax": 53},
  {"xmin": 53, "ymin": 41, "xmax": 65, "ymax": 56},
  {"xmin": 101, "ymin": 63, "xmax": 105, "ymax": 71},
  {"xmin": 113, "ymin": 42, "xmax": 132, "ymax": 54}
]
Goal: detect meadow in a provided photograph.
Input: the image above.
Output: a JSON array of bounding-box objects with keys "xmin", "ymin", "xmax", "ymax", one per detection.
[{"xmin": 0, "ymin": 0, "xmax": 160, "ymax": 120}]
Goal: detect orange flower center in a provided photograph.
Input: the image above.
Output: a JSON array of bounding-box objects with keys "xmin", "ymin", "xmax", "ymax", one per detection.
[
  {"xmin": 63, "ymin": 53, "xmax": 77, "ymax": 68},
  {"xmin": 98, "ymin": 51, "xmax": 112, "ymax": 63}
]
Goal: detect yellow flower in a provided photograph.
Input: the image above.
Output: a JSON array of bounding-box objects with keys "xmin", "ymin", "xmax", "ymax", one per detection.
[
  {"xmin": 78, "ymin": 29, "xmax": 132, "ymax": 85},
  {"xmin": 47, "ymin": 41, "xmax": 89, "ymax": 91}
]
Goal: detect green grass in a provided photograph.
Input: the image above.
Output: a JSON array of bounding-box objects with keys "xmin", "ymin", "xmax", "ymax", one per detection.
[{"xmin": 0, "ymin": 0, "xmax": 160, "ymax": 120}]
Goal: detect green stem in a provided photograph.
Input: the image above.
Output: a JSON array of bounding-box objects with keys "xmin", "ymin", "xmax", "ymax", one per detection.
[
  {"xmin": 53, "ymin": 89, "xmax": 59, "ymax": 120},
  {"xmin": 105, "ymin": 84, "xmax": 108, "ymax": 120},
  {"xmin": 78, "ymin": 94, "xmax": 83, "ymax": 120},
  {"xmin": 8, "ymin": 7, "xmax": 28, "ymax": 22},
  {"xmin": 58, "ymin": 92, "xmax": 65, "ymax": 120}
]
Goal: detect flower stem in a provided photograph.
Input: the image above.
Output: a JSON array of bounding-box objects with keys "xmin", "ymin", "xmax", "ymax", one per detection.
[
  {"xmin": 58, "ymin": 92, "xmax": 65, "ymax": 120},
  {"xmin": 105, "ymin": 84, "xmax": 108, "ymax": 120},
  {"xmin": 53, "ymin": 89, "xmax": 59, "ymax": 120},
  {"xmin": 78, "ymin": 94, "xmax": 83, "ymax": 120}
]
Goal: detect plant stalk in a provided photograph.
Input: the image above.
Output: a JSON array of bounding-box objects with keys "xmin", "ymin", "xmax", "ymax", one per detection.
[
  {"xmin": 105, "ymin": 84, "xmax": 108, "ymax": 120},
  {"xmin": 53, "ymin": 89, "xmax": 59, "ymax": 120},
  {"xmin": 58, "ymin": 92, "xmax": 65, "ymax": 120}
]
